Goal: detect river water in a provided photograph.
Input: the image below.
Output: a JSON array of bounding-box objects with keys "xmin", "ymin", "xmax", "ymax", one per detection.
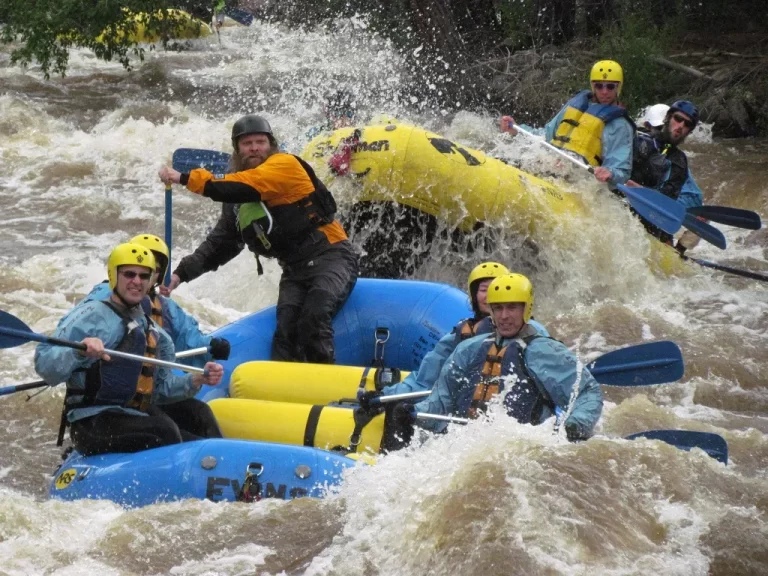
[{"xmin": 1, "ymin": 17, "xmax": 767, "ymax": 576}]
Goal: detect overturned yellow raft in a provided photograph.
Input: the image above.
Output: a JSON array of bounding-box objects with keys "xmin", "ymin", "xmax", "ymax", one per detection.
[
  {"xmin": 96, "ymin": 9, "xmax": 212, "ymax": 44},
  {"xmin": 230, "ymin": 361, "xmax": 411, "ymax": 405},
  {"xmin": 301, "ymin": 123, "xmax": 692, "ymax": 277}
]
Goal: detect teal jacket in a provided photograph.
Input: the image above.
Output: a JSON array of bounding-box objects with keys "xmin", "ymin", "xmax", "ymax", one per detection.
[
  {"xmin": 34, "ymin": 300, "xmax": 200, "ymax": 422},
  {"xmin": 382, "ymin": 318, "xmax": 549, "ymax": 396},
  {"xmin": 82, "ymin": 282, "xmax": 214, "ymax": 368},
  {"xmin": 413, "ymin": 324, "xmax": 603, "ymax": 435}
]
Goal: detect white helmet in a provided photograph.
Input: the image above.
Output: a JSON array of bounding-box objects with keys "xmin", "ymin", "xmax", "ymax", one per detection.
[{"xmin": 639, "ymin": 104, "xmax": 670, "ymax": 129}]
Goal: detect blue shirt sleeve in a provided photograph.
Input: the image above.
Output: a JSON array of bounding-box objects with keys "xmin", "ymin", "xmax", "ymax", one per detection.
[
  {"xmin": 160, "ymin": 296, "xmax": 213, "ymax": 368},
  {"xmin": 382, "ymin": 331, "xmax": 457, "ymax": 396},
  {"xmin": 152, "ymin": 324, "xmax": 198, "ymax": 404},
  {"xmin": 524, "ymin": 339, "xmax": 603, "ymax": 436},
  {"xmin": 600, "ymin": 117, "xmax": 633, "ymax": 184},
  {"xmin": 676, "ymin": 170, "xmax": 703, "ymax": 209}
]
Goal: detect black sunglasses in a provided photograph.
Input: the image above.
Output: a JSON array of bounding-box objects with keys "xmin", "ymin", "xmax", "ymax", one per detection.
[
  {"xmin": 671, "ymin": 113, "xmax": 695, "ymax": 129},
  {"xmin": 592, "ymin": 82, "xmax": 617, "ymax": 91},
  {"xmin": 120, "ymin": 270, "xmax": 152, "ymax": 281}
]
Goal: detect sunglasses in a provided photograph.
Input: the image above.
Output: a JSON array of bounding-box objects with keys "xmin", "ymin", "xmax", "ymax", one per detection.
[
  {"xmin": 671, "ymin": 113, "xmax": 695, "ymax": 129},
  {"xmin": 592, "ymin": 82, "xmax": 617, "ymax": 91},
  {"xmin": 120, "ymin": 270, "xmax": 152, "ymax": 281}
]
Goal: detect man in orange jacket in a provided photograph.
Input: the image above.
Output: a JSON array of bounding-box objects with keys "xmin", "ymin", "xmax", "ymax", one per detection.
[{"xmin": 158, "ymin": 115, "xmax": 359, "ymax": 364}]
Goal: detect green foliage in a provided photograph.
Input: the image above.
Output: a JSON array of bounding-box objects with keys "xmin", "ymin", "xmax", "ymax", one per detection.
[
  {"xmin": 0, "ymin": 0, "xmax": 212, "ymax": 77},
  {"xmin": 596, "ymin": 12, "xmax": 680, "ymax": 115}
]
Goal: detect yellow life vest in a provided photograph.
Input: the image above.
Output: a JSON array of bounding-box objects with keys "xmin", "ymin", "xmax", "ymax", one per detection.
[{"xmin": 552, "ymin": 90, "xmax": 629, "ymax": 167}]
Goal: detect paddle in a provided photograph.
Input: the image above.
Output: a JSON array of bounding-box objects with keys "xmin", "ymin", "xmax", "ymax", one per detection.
[
  {"xmin": 688, "ymin": 205, "xmax": 762, "ymax": 230},
  {"xmin": 626, "ymin": 430, "xmax": 728, "ymax": 465},
  {"xmin": 0, "ymin": 380, "xmax": 48, "ymax": 398},
  {"xmin": 681, "ymin": 213, "xmax": 726, "ymax": 250},
  {"xmin": 682, "ymin": 256, "xmax": 768, "ymax": 283},
  {"xmin": 510, "ymin": 124, "xmax": 685, "ymax": 235},
  {"xmin": 164, "ymin": 182, "xmax": 172, "ymax": 286},
  {"xmin": 223, "ymin": 7, "xmax": 254, "ymax": 26},
  {"xmin": 0, "ymin": 310, "xmax": 208, "ymax": 375},
  {"xmin": 172, "ymin": 148, "xmax": 231, "ymax": 175},
  {"xmin": 587, "ymin": 340, "xmax": 683, "ymax": 387}
]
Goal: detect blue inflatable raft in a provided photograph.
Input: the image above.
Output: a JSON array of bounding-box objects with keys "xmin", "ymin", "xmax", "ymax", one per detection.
[{"xmin": 49, "ymin": 279, "xmax": 470, "ymax": 506}]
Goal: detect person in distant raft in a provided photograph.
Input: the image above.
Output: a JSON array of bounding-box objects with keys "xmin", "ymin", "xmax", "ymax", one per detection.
[
  {"xmin": 34, "ymin": 243, "xmax": 224, "ymax": 455},
  {"xmin": 81, "ymin": 233, "xmax": 231, "ymax": 368},
  {"xmin": 627, "ymin": 100, "xmax": 704, "ymax": 249},
  {"xmin": 500, "ymin": 59, "xmax": 634, "ymax": 185},
  {"xmin": 158, "ymin": 114, "xmax": 359, "ymax": 364},
  {"xmin": 360, "ymin": 262, "xmax": 550, "ymax": 411},
  {"xmin": 388, "ymin": 273, "xmax": 603, "ymax": 443}
]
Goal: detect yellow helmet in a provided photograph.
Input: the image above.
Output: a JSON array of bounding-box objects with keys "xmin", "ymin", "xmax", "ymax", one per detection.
[
  {"xmin": 130, "ymin": 233, "xmax": 169, "ymax": 284},
  {"xmin": 486, "ymin": 273, "xmax": 534, "ymax": 322},
  {"xmin": 107, "ymin": 243, "xmax": 156, "ymax": 289},
  {"xmin": 590, "ymin": 60, "xmax": 624, "ymax": 95},
  {"xmin": 467, "ymin": 261, "xmax": 510, "ymax": 293}
]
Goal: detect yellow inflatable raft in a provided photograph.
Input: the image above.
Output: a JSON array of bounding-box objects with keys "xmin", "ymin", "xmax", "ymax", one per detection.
[
  {"xmin": 230, "ymin": 361, "xmax": 411, "ymax": 405},
  {"xmin": 96, "ymin": 9, "xmax": 211, "ymax": 44},
  {"xmin": 301, "ymin": 123, "xmax": 692, "ymax": 277},
  {"xmin": 210, "ymin": 398, "xmax": 387, "ymax": 454}
]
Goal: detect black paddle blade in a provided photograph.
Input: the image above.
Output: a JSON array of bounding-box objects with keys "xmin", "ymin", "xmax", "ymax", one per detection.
[
  {"xmin": 588, "ymin": 341, "xmax": 684, "ymax": 386},
  {"xmin": 626, "ymin": 430, "xmax": 728, "ymax": 464},
  {"xmin": 0, "ymin": 310, "xmax": 34, "ymax": 348},
  {"xmin": 682, "ymin": 213, "xmax": 726, "ymax": 249},
  {"xmin": 688, "ymin": 205, "xmax": 762, "ymax": 230}
]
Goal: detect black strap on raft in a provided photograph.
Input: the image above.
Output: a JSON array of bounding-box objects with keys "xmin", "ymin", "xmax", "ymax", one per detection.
[
  {"xmin": 303, "ymin": 405, "xmax": 324, "ymax": 447},
  {"xmin": 372, "ymin": 327, "xmax": 389, "ymax": 368},
  {"xmin": 237, "ymin": 462, "xmax": 264, "ymax": 503}
]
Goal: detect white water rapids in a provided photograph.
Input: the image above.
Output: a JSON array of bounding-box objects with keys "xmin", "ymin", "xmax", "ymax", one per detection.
[{"xmin": 1, "ymin": 16, "xmax": 767, "ymax": 576}]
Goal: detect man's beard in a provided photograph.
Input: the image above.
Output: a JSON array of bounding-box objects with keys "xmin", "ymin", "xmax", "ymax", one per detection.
[{"xmin": 661, "ymin": 124, "xmax": 686, "ymax": 146}]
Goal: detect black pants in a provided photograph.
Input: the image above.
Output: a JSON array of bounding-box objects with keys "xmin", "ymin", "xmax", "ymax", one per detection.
[
  {"xmin": 70, "ymin": 399, "xmax": 222, "ymax": 456},
  {"xmin": 272, "ymin": 241, "xmax": 359, "ymax": 364}
]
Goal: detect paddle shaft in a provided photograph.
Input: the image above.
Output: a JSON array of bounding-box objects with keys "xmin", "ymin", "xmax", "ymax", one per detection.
[
  {"xmin": 684, "ymin": 256, "xmax": 768, "ymax": 282},
  {"xmin": 512, "ymin": 124, "xmax": 594, "ymax": 172},
  {"xmin": 164, "ymin": 183, "xmax": 172, "ymax": 286},
  {"xmin": 174, "ymin": 346, "xmax": 210, "ymax": 359},
  {"xmin": 0, "ymin": 380, "xmax": 48, "ymax": 397},
  {"xmin": 0, "ymin": 325, "xmax": 206, "ymax": 374}
]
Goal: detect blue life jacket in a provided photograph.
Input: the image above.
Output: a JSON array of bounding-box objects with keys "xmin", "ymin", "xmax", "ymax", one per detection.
[
  {"xmin": 456, "ymin": 335, "xmax": 554, "ymax": 423},
  {"xmin": 452, "ymin": 316, "xmax": 493, "ymax": 347}
]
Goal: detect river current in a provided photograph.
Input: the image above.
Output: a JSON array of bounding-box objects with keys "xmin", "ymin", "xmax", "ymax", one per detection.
[{"xmin": 1, "ymin": 17, "xmax": 767, "ymax": 576}]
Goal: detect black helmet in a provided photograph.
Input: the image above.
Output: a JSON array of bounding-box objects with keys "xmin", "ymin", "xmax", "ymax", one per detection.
[
  {"xmin": 667, "ymin": 100, "xmax": 700, "ymax": 129},
  {"xmin": 231, "ymin": 115, "xmax": 274, "ymax": 148}
]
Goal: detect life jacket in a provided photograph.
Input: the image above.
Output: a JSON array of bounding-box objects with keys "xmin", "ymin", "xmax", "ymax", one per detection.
[
  {"xmin": 58, "ymin": 301, "xmax": 159, "ymax": 444},
  {"xmin": 141, "ymin": 291, "xmax": 175, "ymax": 340},
  {"xmin": 456, "ymin": 335, "xmax": 554, "ymax": 423},
  {"xmin": 452, "ymin": 316, "xmax": 493, "ymax": 347},
  {"xmin": 237, "ymin": 155, "xmax": 337, "ymax": 263},
  {"xmin": 552, "ymin": 90, "xmax": 631, "ymax": 167},
  {"xmin": 631, "ymin": 131, "xmax": 689, "ymax": 200}
]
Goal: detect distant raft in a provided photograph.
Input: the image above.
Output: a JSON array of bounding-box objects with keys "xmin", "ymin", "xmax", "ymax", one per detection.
[
  {"xmin": 301, "ymin": 122, "xmax": 692, "ymax": 277},
  {"xmin": 96, "ymin": 9, "xmax": 212, "ymax": 44}
]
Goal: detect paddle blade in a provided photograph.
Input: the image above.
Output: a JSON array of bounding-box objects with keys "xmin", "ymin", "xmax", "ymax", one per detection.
[
  {"xmin": 0, "ymin": 310, "xmax": 35, "ymax": 348},
  {"xmin": 688, "ymin": 205, "xmax": 762, "ymax": 230},
  {"xmin": 617, "ymin": 184, "xmax": 685, "ymax": 235},
  {"xmin": 224, "ymin": 8, "xmax": 254, "ymax": 26},
  {"xmin": 682, "ymin": 213, "xmax": 726, "ymax": 249},
  {"xmin": 588, "ymin": 341, "xmax": 684, "ymax": 386},
  {"xmin": 626, "ymin": 430, "xmax": 728, "ymax": 464},
  {"xmin": 172, "ymin": 148, "xmax": 231, "ymax": 175}
]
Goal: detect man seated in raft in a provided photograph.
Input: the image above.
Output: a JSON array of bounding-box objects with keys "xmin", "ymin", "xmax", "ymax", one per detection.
[
  {"xmin": 360, "ymin": 262, "xmax": 549, "ymax": 412},
  {"xmin": 387, "ymin": 273, "xmax": 603, "ymax": 443},
  {"xmin": 35, "ymin": 243, "xmax": 224, "ymax": 455},
  {"xmin": 81, "ymin": 233, "xmax": 231, "ymax": 369},
  {"xmin": 627, "ymin": 101, "xmax": 704, "ymax": 251},
  {"xmin": 500, "ymin": 59, "xmax": 634, "ymax": 185}
]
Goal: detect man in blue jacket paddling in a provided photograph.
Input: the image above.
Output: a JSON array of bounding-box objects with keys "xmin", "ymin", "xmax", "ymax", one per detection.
[
  {"xmin": 35, "ymin": 243, "xmax": 224, "ymax": 455},
  {"xmin": 81, "ymin": 233, "xmax": 231, "ymax": 368},
  {"xmin": 390, "ymin": 273, "xmax": 603, "ymax": 442},
  {"xmin": 500, "ymin": 59, "xmax": 634, "ymax": 185}
]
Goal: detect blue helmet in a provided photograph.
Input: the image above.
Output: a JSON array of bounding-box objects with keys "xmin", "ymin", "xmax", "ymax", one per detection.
[{"xmin": 668, "ymin": 100, "xmax": 700, "ymax": 128}]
